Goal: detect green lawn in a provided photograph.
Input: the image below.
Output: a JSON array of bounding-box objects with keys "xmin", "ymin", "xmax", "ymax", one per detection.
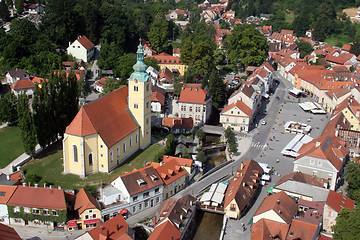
[
  {"xmin": 23, "ymin": 143, "xmax": 164, "ymax": 189},
  {"xmin": 325, "ymin": 34, "xmax": 352, "ymax": 47},
  {"xmin": 0, "ymin": 126, "xmax": 24, "ymax": 168}
]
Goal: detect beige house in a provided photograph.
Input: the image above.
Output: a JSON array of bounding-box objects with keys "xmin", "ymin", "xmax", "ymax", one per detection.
[
  {"xmin": 322, "ymin": 87, "xmax": 352, "ymax": 114},
  {"xmin": 220, "ymin": 100, "xmax": 253, "ymax": 132}
]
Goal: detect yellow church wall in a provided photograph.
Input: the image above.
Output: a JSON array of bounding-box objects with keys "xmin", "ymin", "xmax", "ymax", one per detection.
[
  {"xmin": 83, "ymin": 134, "xmax": 98, "ymax": 175},
  {"xmin": 63, "ymin": 134, "xmax": 86, "ymax": 176},
  {"xmin": 97, "ymin": 136, "xmax": 109, "ymax": 173}
]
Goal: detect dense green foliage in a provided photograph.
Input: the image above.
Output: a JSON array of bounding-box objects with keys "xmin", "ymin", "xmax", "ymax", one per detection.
[
  {"xmin": 344, "ymin": 162, "xmax": 360, "ymax": 203},
  {"xmin": 295, "ymin": 40, "xmax": 314, "ymax": 59},
  {"xmin": 225, "ymin": 127, "xmax": 237, "ymax": 154},
  {"xmin": 0, "ymin": 92, "xmax": 17, "ymax": 123},
  {"xmin": 332, "ymin": 207, "xmax": 360, "ymax": 240},
  {"xmin": 196, "ymin": 146, "xmax": 207, "ymax": 163},
  {"xmin": 8, "ymin": 205, "xmax": 67, "ymax": 224},
  {"xmin": 17, "ymin": 94, "xmax": 36, "ymax": 156}
]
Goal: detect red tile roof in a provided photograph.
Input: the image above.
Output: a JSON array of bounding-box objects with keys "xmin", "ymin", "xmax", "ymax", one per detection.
[
  {"xmin": 10, "ymin": 78, "xmax": 35, "ymax": 90},
  {"xmin": 148, "ymin": 221, "xmax": 181, "ymax": 240},
  {"xmin": 274, "ymin": 171, "xmax": 326, "ymax": 188},
  {"xmin": 74, "ymin": 188, "xmax": 101, "ymax": 215},
  {"xmin": 280, "ymin": 30, "xmax": 293, "ymax": 35},
  {"xmin": 326, "ymin": 190, "xmax": 355, "ymax": 213},
  {"xmin": 162, "ymin": 155, "xmax": 193, "ymax": 167},
  {"xmin": 163, "ymin": 117, "xmax": 193, "ymax": 130},
  {"xmin": 95, "ymin": 77, "xmax": 106, "ymax": 87},
  {"xmin": 286, "ymin": 219, "xmax": 318, "ymax": 240},
  {"xmin": 179, "ymin": 87, "xmax": 208, "ymax": 104},
  {"xmin": 221, "ymin": 100, "xmax": 253, "ymax": 117},
  {"xmin": 154, "ymin": 157, "xmax": 187, "ymax": 186},
  {"xmin": 7, "ymin": 186, "xmax": 66, "ymax": 210},
  {"xmin": 0, "ymin": 223, "xmax": 21, "ymax": 240},
  {"xmin": 65, "ymin": 86, "xmax": 139, "ymax": 148},
  {"xmin": 0, "ymin": 186, "xmax": 17, "ymax": 204},
  {"xmin": 251, "ymin": 218, "xmax": 289, "ymax": 240},
  {"xmin": 149, "ymin": 53, "xmax": 183, "ymax": 65},
  {"xmin": 88, "ymin": 214, "xmax": 132, "ymax": 240},
  {"xmin": 151, "ymin": 91, "xmax": 166, "ymax": 106},
  {"xmin": 76, "ymin": 36, "xmax": 95, "ymax": 50},
  {"xmin": 341, "ymin": 44, "xmax": 352, "ymax": 52},
  {"xmin": 159, "ymin": 67, "xmax": 173, "ymax": 83},
  {"xmin": 224, "ymin": 159, "xmax": 263, "ymax": 211},
  {"xmin": 254, "ymin": 191, "xmax": 298, "ymax": 225}
]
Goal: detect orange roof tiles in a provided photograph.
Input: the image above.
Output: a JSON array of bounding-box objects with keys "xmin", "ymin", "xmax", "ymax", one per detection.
[
  {"xmin": 95, "ymin": 77, "xmax": 106, "ymax": 87},
  {"xmin": 274, "ymin": 171, "xmax": 326, "ymax": 188},
  {"xmin": 65, "ymin": 86, "xmax": 139, "ymax": 148},
  {"xmin": 150, "ymin": 53, "xmax": 183, "ymax": 65},
  {"xmin": 163, "ymin": 117, "xmax": 193, "ymax": 130},
  {"xmin": 0, "ymin": 223, "xmax": 21, "ymax": 240},
  {"xmin": 76, "ymin": 36, "xmax": 95, "ymax": 50},
  {"xmin": 341, "ymin": 44, "xmax": 352, "ymax": 52},
  {"xmin": 151, "ymin": 91, "xmax": 165, "ymax": 106},
  {"xmin": 179, "ymin": 87, "xmax": 208, "ymax": 104},
  {"xmin": 154, "ymin": 157, "xmax": 187, "ymax": 186},
  {"xmin": 254, "ymin": 191, "xmax": 298, "ymax": 225},
  {"xmin": 148, "ymin": 221, "xmax": 181, "ymax": 240},
  {"xmin": 286, "ymin": 219, "xmax": 318, "ymax": 240},
  {"xmin": 0, "ymin": 186, "xmax": 17, "ymax": 204},
  {"xmin": 7, "ymin": 186, "xmax": 66, "ymax": 210},
  {"xmin": 326, "ymin": 190, "xmax": 355, "ymax": 213},
  {"xmin": 74, "ymin": 188, "xmax": 101, "ymax": 215},
  {"xmin": 162, "ymin": 155, "xmax": 193, "ymax": 167},
  {"xmin": 221, "ymin": 100, "xmax": 253, "ymax": 117},
  {"xmin": 88, "ymin": 214, "xmax": 132, "ymax": 240},
  {"xmin": 10, "ymin": 78, "xmax": 35, "ymax": 90},
  {"xmin": 251, "ymin": 218, "xmax": 289, "ymax": 240}
]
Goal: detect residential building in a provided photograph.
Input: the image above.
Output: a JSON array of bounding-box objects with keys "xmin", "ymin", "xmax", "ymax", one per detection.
[
  {"xmin": 322, "ymin": 87, "xmax": 352, "ymax": 114},
  {"xmin": 162, "ymin": 155, "xmax": 194, "ymax": 176},
  {"xmin": 100, "ymin": 166, "xmax": 163, "ymax": 220},
  {"xmin": 247, "ymin": 62, "xmax": 275, "ymax": 93},
  {"xmin": 168, "ymin": 9, "xmax": 190, "ymax": 20},
  {"xmin": 178, "ymin": 86, "xmax": 212, "ymax": 126},
  {"xmin": 148, "ymin": 221, "xmax": 181, "ymax": 240},
  {"xmin": 293, "ymin": 135, "xmax": 349, "ymax": 190},
  {"xmin": 142, "ymin": 39, "xmax": 156, "ymax": 57},
  {"xmin": 0, "ymin": 223, "xmax": 21, "ymax": 239},
  {"xmin": 75, "ymin": 214, "xmax": 134, "ymax": 240},
  {"xmin": 323, "ymin": 190, "xmax": 355, "ymax": 234},
  {"xmin": 163, "ymin": 117, "xmax": 194, "ymax": 134},
  {"xmin": 224, "ymin": 159, "xmax": 264, "ymax": 219},
  {"xmin": 286, "ymin": 219, "xmax": 319, "ymax": 240},
  {"xmin": 63, "ymin": 41, "xmax": 151, "ymax": 177},
  {"xmin": 10, "ymin": 78, "xmax": 35, "ymax": 99},
  {"xmin": 149, "ymin": 53, "xmax": 187, "ymax": 76},
  {"xmin": 253, "ymin": 191, "xmax": 297, "ymax": 225},
  {"xmin": 74, "ymin": 188, "xmax": 101, "ymax": 229},
  {"xmin": 251, "ymin": 218, "xmax": 289, "ymax": 240},
  {"xmin": 220, "ymin": 99, "xmax": 253, "ymax": 132},
  {"xmin": 0, "ymin": 186, "xmax": 17, "ymax": 225},
  {"xmin": 153, "ymin": 157, "xmax": 188, "ymax": 200},
  {"xmin": 151, "ymin": 85, "xmax": 166, "ymax": 113},
  {"xmin": 67, "ymin": 36, "xmax": 95, "ymax": 62},
  {"xmin": 24, "ymin": 3, "xmax": 45, "ymax": 14},
  {"xmin": 228, "ymin": 84, "xmax": 261, "ymax": 111},
  {"xmin": 273, "ymin": 171, "xmax": 329, "ymax": 201},
  {"xmin": 5, "ymin": 69, "xmax": 29, "ymax": 85},
  {"xmin": 94, "ymin": 77, "xmax": 106, "ymax": 93},
  {"xmin": 7, "ymin": 185, "xmax": 67, "ymax": 228}
]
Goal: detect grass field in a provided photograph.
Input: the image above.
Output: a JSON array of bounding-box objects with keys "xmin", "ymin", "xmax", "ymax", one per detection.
[
  {"xmin": 0, "ymin": 126, "xmax": 24, "ymax": 168},
  {"xmin": 23, "ymin": 143, "xmax": 164, "ymax": 189},
  {"xmin": 325, "ymin": 34, "xmax": 352, "ymax": 47}
]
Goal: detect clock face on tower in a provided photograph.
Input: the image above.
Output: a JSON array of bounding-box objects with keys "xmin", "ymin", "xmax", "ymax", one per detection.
[{"xmin": 134, "ymin": 79, "xmax": 138, "ymax": 83}]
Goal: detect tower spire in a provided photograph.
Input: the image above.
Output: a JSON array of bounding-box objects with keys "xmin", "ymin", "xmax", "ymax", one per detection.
[{"xmin": 130, "ymin": 39, "xmax": 149, "ymax": 81}]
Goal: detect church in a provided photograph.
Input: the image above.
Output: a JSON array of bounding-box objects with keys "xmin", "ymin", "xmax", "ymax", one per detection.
[{"xmin": 63, "ymin": 41, "xmax": 152, "ymax": 177}]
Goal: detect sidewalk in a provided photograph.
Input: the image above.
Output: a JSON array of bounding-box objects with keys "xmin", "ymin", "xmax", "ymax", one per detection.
[{"xmin": 12, "ymin": 224, "xmax": 86, "ymax": 240}]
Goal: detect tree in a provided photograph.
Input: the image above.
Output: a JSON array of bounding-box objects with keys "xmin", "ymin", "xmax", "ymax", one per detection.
[
  {"xmin": 332, "ymin": 207, "xmax": 360, "ymax": 240},
  {"xmin": 224, "ymin": 24, "xmax": 268, "ymax": 67},
  {"xmin": 78, "ymin": 77, "xmax": 91, "ymax": 100},
  {"xmin": 208, "ymin": 70, "xmax": 226, "ymax": 109},
  {"xmin": 196, "ymin": 147, "xmax": 207, "ymax": 163},
  {"xmin": 0, "ymin": 92, "xmax": 18, "ymax": 123},
  {"xmin": 196, "ymin": 129, "xmax": 206, "ymax": 143},
  {"xmin": 344, "ymin": 162, "xmax": 360, "ymax": 203},
  {"xmin": 148, "ymin": 17, "xmax": 170, "ymax": 53},
  {"xmin": 182, "ymin": 148, "xmax": 190, "ymax": 158},
  {"xmin": 144, "ymin": 57, "xmax": 160, "ymax": 71},
  {"xmin": 101, "ymin": 78, "xmax": 122, "ymax": 96},
  {"xmin": 225, "ymin": 126, "xmax": 237, "ymax": 153},
  {"xmin": 295, "ymin": 40, "xmax": 314, "ymax": 59},
  {"xmin": 350, "ymin": 41, "xmax": 360, "ymax": 57},
  {"xmin": 0, "ymin": 1, "xmax": 10, "ymax": 21},
  {"xmin": 165, "ymin": 134, "xmax": 175, "ymax": 155},
  {"xmin": 17, "ymin": 93, "xmax": 37, "ymax": 156},
  {"xmin": 15, "ymin": 0, "xmax": 24, "ymax": 14},
  {"xmin": 114, "ymin": 53, "xmax": 136, "ymax": 83}
]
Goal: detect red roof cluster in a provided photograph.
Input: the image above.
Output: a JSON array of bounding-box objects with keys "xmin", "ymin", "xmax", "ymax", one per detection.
[{"xmin": 76, "ymin": 36, "xmax": 95, "ymax": 50}]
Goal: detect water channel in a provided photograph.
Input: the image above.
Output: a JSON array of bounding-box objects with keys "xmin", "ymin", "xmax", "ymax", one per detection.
[{"xmin": 193, "ymin": 211, "xmax": 224, "ymax": 240}]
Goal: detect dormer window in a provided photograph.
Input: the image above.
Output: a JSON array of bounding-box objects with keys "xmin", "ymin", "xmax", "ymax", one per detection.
[
  {"xmin": 137, "ymin": 179, "xmax": 147, "ymax": 186},
  {"xmin": 150, "ymin": 175, "xmax": 159, "ymax": 181}
]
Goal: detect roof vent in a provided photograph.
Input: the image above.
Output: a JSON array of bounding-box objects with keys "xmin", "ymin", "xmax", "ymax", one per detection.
[{"xmin": 277, "ymin": 200, "xmax": 280, "ymax": 205}]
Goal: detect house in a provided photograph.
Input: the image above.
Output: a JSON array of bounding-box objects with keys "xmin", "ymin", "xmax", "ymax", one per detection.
[
  {"xmin": 297, "ymin": 199, "xmax": 324, "ymax": 226},
  {"xmin": 173, "ymin": 48, "xmax": 181, "ymax": 57},
  {"xmin": 323, "ymin": 190, "xmax": 355, "ymax": 234},
  {"xmin": 178, "ymin": 86, "xmax": 212, "ymax": 126},
  {"xmin": 168, "ymin": 9, "xmax": 190, "ymax": 20},
  {"xmin": 0, "ymin": 185, "xmax": 17, "ymax": 225},
  {"xmin": 0, "ymin": 223, "xmax": 21, "ymax": 239},
  {"xmin": 163, "ymin": 117, "xmax": 194, "ymax": 134},
  {"xmin": 322, "ymin": 87, "xmax": 352, "ymax": 114},
  {"xmin": 220, "ymin": 99, "xmax": 253, "ymax": 132},
  {"xmin": 155, "ymin": 194, "xmax": 196, "ymax": 231},
  {"xmin": 273, "ymin": 171, "xmax": 330, "ymax": 201},
  {"xmin": 286, "ymin": 219, "xmax": 319, "ymax": 240},
  {"xmin": 10, "ymin": 78, "xmax": 35, "ymax": 99},
  {"xmin": 148, "ymin": 221, "xmax": 181, "ymax": 240},
  {"xmin": 162, "ymin": 155, "xmax": 194, "ymax": 176},
  {"xmin": 253, "ymin": 191, "xmax": 298, "ymax": 225},
  {"xmin": 293, "ymin": 135, "xmax": 349, "ymax": 190},
  {"xmin": 228, "ymin": 84, "xmax": 261, "ymax": 111},
  {"xmin": 146, "ymin": 66, "xmax": 159, "ymax": 84},
  {"xmin": 151, "ymin": 86, "xmax": 166, "ymax": 113},
  {"xmin": 224, "ymin": 160, "xmax": 263, "ymax": 219},
  {"xmin": 5, "ymin": 69, "xmax": 29, "ymax": 85},
  {"xmin": 247, "ymin": 62, "xmax": 274, "ymax": 93},
  {"xmin": 142, "ymin": 39, "xmax": 156, "ymax": 57},
  {"xmin": 94, "ymin": 77, "xmax": 106, "ymax": 93},
  {"xmin": 251, "ymin": 218, "xmax": 289, "ymax": 240},
  {"xmin": 67, "ymin": 36, "xmax": 95, "ymax": 62},
  {"xmin": 24, "ymin": 3, "xmax": 45, "ymax": 14},
  {"xmin": 74, "ymin": 188, "xmax": 101, "ymax": 229},
  {"xmin": 159, "ymin": 67, "xmax": 173, "ymax": 85},
  {"xmin": 149, "ymin": 53, "xmax": 187, "ymax": 76},
  {"xmin": 153, "ymin": 157, "xmax": 188, "ymax": 200},
  {"xmin": 100, "ymin": 166, "xmax": 163, "ymax": 220},
  {"xmin": 63, "ymin": 42, "xmax": 151, "ymax": 177},
  {"xmin": 75, "ymin": 214, "xmax": 134, "ymax": 240},
  {"xmin": 7, "ymin": 185, "xmax": 67, "ymax": 228}
]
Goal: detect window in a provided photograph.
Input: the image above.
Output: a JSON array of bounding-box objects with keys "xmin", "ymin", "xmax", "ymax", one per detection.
[
  {"xmin": 155, "ymin": 188, "xmax": 160, "ymax": 194},
  {"xmin": 100, "ymin": 145, "xmax": 103, "ymax": 148},
  {"xmin": 310, "ymin": 159, "xmax": 315, "ymax": 165},
  {"xmin": 43, "ymin": 209, "xmax": 49, "ymax": 215},
  {"xmin": 89, "ymin": 153, "xmax": 93, "ymax": 166},
  {"xmin": 189, "ymin": 106, "xmax": 193, "ymax": 112},
  {"xmin": 52, "ymin": 211, "xmax": 58, "ymax": 216},
  {"xmin": 243, "ymin": 118, "xmax": 246, "ymax": 123},
  {"xmin": 14, "ymin": 207, "xmax": 20, "ymax": 213},
  {"xmin": 146, "ymin": 118, "xmax": 149, "ymax": 125},
  {"xmin": 133, "ymin": 206, "xmax": 136, "ymax": 213},
  {"xmin": 117, "ymin": 146, "xmax": 120, "ymax": 157},
  {"xmin": 85, "ymin": 215, "xmax": 89, "ymax": 219},
  {"xmin": 89, "ymin": 210, "xmax": 92, "ymax": 213},
  {"xmin": 146, "ymin": 102, "xmax": 149, "ymax": 109},
  {"xmin": 156, "ymin": 197, "xmax": 160, "ymax": 203},
  {"xmin": 24, "ymin": 207, "xmax": 30, "ymax": 213},
  {"xmin": 110, "ymin": 151, "xmax": 113, "ymax": 162},
  {"xmin": 231, "ymin": 111, "xmax": 233, "ymax": 114},
  {"xmin": 146, "ymin": 84, "xmax": 149, "ymax": 91},
  {"xmin": 134, "ymin": 103, "xmax": 139, "ymax": 109},
  {"xmin": 181, "ymin": 106, "xmax": 186, "ymax": 111},
  {"xmin": 73, "ymin": 145, "xmax": 78, "ymax": 162},
  {"xmin": 130, "ymin": 137, "xmax": 133, "ymax": 147},
  {"xmin": 33, "ymin": 209, "xmax": 40, "ymax": 215},
  {"xmin": 92, "ymin": 214, "xmax": 97, "ymax": 218},
  {"xmin": 145, "ymin": 200, "xmax": 149, "ymax": 207},
  {"xmin": 318, "ymin": 161, "xmax": 322, "ymax": 166},
  {"xmin": 230, "ymin": 204, "xmax": 236, "ymax": 211},
  {"xmin": 100, "ymin": 154, "xmax": 103, "ymax": 157},
  {"xmin": 226, "ymin": 117, "xmax": 230, "ymax": 122},
  {"xmin": 143, "ymin": 192, "xmax": 149, "ymax": 198},
  {"xmin": 139, "ymin": 204, "xmax": 142, "ymax": 210},
  {"xmin": 134, "ymin": 86, "xmax": 139, "ymax": 92},
  {"xmin": 123, "ymin": 142, "xmax": 127, "ymax": 152},
  {"xmin": 136, "ymin": 133, "xmax": 139, "ymax": 143},
  {"xmin": 133, "ymin": 196, "xmax": 138, "ymax": 202}
]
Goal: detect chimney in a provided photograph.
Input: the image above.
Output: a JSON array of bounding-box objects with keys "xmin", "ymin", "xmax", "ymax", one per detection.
[
  {"xmin": 240, "ymin": 162, "xmax": 244, "ymax": 170},
  {"xmin": 6, "ymin": 175, "xmax": 10, "ymax": 181},
  {"xmin": 277, "ymin": 200, "xmax": 280, "ymax": 205},
  {"xmin": 28, "ymin": 182, "xmax": 31, "ymax": 187},
  {"xmin": 43, "ymin": 183, "xmax": 46, "ymax": 188},
  {"xmin": 34, "ymin": 184, "xmax": 38, "ymax": 188},
  {"xmin": 315, "ymin": 142, "xmax": 321, "ymax": 147},
  {"xmin": 58, "ymin": 186, "xmax": 61, "ymax": 189},
  {"xmin": 49, "ymin": 185, "xmax": 52, "ymax": 189},
  {"xmin": 153, "ymin": 216, "xmax": 157, "ymax": 227},
  {"xmin": 22, "ymin": 183, "xmax": 26, "ymax": 187}
]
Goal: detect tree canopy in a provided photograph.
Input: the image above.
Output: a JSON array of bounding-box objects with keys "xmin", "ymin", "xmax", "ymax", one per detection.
[{"xmin": 332, "ymin": 207, "xmax": 360, "ymax": 240}]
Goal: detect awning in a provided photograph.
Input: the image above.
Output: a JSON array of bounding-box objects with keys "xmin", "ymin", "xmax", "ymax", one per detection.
[
  {"xmin": 67, "ymin": 220, "xmax": 77, "ymax": 227},
  {"xmin": 267, "ymin": 184, "xmax": 275, "ymax": 194},
  {"xmin": 120, "ymin": 209, "xmax": 128, "ymax": 215},
  {"xmin": 84, "ymin": 218, "xmax": 100, "ymax": 225},
  {"xmin": 261, "ymin": 92, "xmax": 269, "ymax": 98},
  {"xmin": 261, "ymin": 174, "xmax": 271, "ymax": 181}
]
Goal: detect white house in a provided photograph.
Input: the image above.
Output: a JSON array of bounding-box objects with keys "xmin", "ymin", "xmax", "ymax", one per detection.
[
  {"xmin": 67, "ymin": 36, "xmax": 95, "ymax": 62},
  {"xmin": 5, "ymin": 69, "xmax": 29, "ymax": 85},
  {"xmin": 0, "ymin": 186, "xmax": 17, "ymax": 225},
  {"xmin": 10, "ymin": 78, "xmax": 35, "ymax": 99},
  {"xmin": 94, "ymin": 77, "xmax": 106, "ymax": 93}
]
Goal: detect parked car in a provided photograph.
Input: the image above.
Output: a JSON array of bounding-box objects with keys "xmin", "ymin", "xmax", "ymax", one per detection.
[{"xmin": 261, "ymin": 120, "xmax": 267, "ymax": 125}]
